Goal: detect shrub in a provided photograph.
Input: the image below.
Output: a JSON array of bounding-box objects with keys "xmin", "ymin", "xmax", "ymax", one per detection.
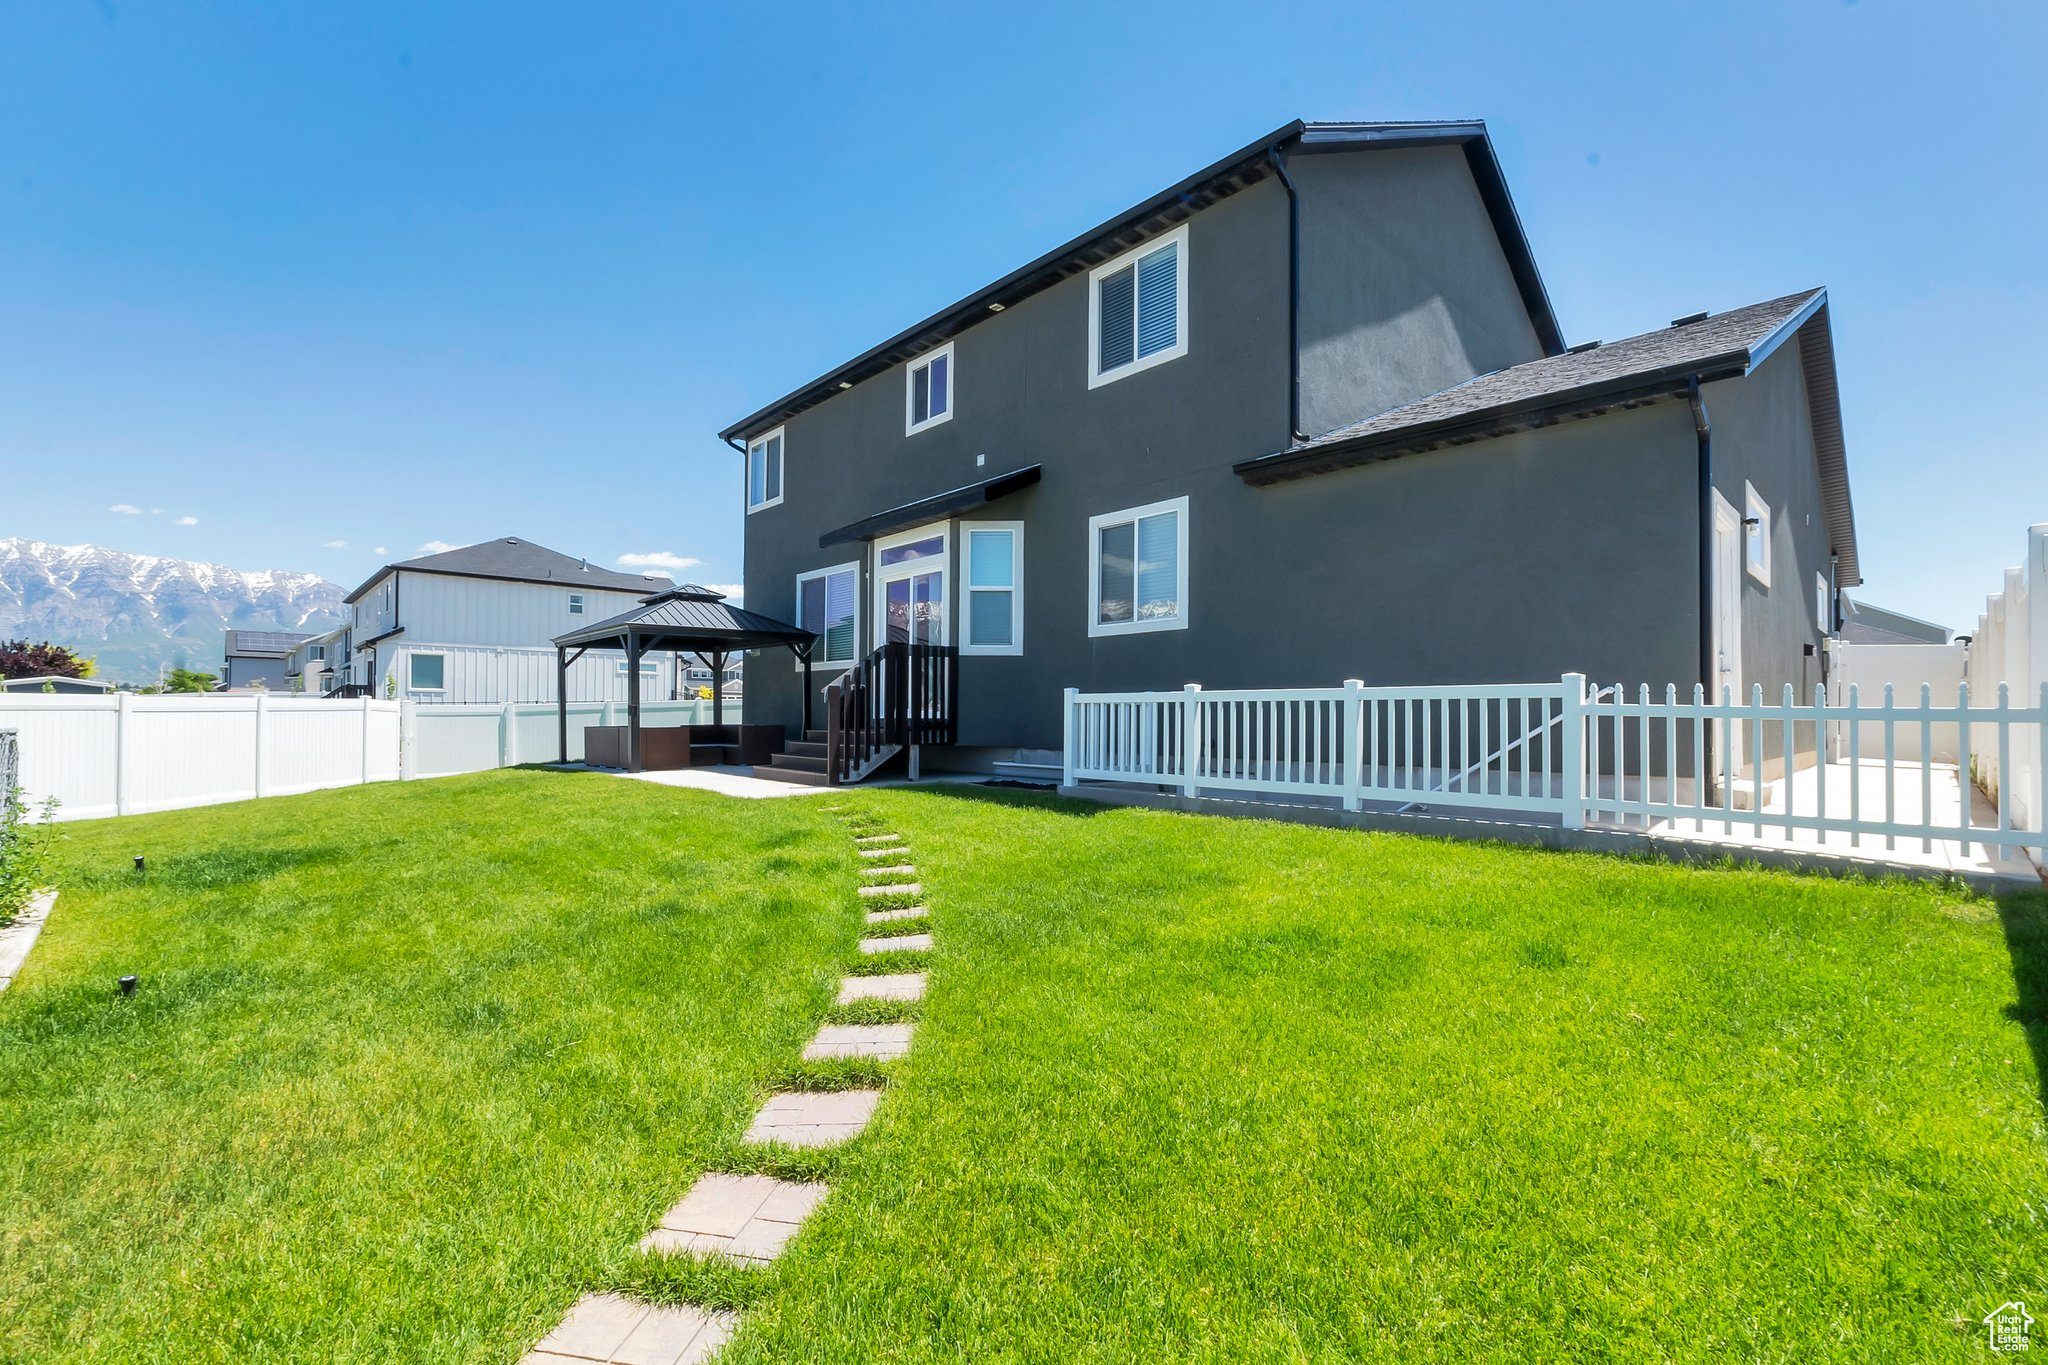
[{"xmin": 0, "ymin": 782, "xmax": 57, "ymax": 926}]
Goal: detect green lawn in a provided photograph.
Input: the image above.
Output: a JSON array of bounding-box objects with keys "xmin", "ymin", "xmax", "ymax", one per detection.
[{"xmin": 3, "ymin": 773, "xmax": 2042, "ymax": 1363}]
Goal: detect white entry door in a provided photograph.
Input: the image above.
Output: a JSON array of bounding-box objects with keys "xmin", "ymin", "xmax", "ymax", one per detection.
[
  {"xmin": 1711, "ymin": 491, "xmax": 1746, "ymax": 773},
  {"xmin": 873, "ymin": 523, "xmax": 949, "ymax": 647}
]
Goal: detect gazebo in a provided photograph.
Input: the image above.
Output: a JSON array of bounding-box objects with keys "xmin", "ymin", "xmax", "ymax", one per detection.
[{"xmin": 551, "ymin": 585, "xmax": 815, "ymax": 771}]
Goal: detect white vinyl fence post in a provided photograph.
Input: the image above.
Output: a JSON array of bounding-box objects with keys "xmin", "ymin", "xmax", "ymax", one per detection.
[
  {"xmin": 499, "ymin": 700, "xmax": 518, "ymax": 768},
  {"xmin": 114, "ymin": 690, "xmax": 133, "ymax": 817},
  {"xmin": 359, "ymin": 695, "xmax": 373, "ymax": 785},
  {"xmin": 1560, "ymin": 673, "xmax": 1587, "ymax": 830},
  {"xmin": 1343, "ymin": 678, "xmax": 1365, "ymax": 812},
  {"xmin": 2037, "ymin": 681, "xmax": 2048, "ymax": 861},
  {"xmin": 1181, "ymin": 684, "xmax": 1200, "ymax": 798},
  {"xmin": 1062, "ymin": 687, "xmax": 1077, "ymax": 789},
  {"xmin": 400, "ymin": 700, "xmax": 418, "ymax": 781},
  {"xmin": 253, "ymin": 691, "xmax": 270, "ymax": 799}
]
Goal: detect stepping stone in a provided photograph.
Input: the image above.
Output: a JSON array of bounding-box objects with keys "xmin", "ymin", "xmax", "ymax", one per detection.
[
  {"xmin": 853, "ymin": 833, "xmax": 902, "ymax": 844},
  {"xmin": 859, "ymin": 864, "xmax": 917, "ymax": 877},
  {"xmin": 802, "ymin": 1023, "xmax": 913, "ymax": 1061},
  {"xmin": 857, "ymin": 845, "xmax": 908, "ymax": 858},
  {"xmin": 640, "ymin": 1173, "xmax": 829, "ymax": 1264},
  {"xmin": 859, "ymin": 882, "xmax": 921, "ymax": 898},
  {"xmin": 524, "ymin": 1292, "xmax": 734, "ymax": 1364},
  {"xmin": 865, "ymin": 905, "xmax": 927, "ymax": 924},
  {"xmin": 744, "ymin": 1089, "xmax": 882, "ymax": 1148},
  {"xmin": 859, "ymin": 932, "xmax": 933, "ymax": 954},
  {"xmin": 837, "ymin": 972, "xmax": 925, "ymax": 1003}
]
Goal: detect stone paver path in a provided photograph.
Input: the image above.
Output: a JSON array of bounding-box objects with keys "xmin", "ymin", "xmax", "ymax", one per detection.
[
  {"xmin": 802, "ymin": 1023, "xmax": 913, "ymax": 1061},
  {"xmin": 837, "ymin": 972, "xmax": 925, "ymax": 1003},
  {"xmin": 639, "ymin": 1173, "xmax": 829, "ymax": 1263},
  {"xmin": 853, "ymin": 832, "xmax": 900, "ymax": 843},
  {"xmin": 859, "ymin": 932, "xmax": 932, "ymax": 954},
  {"xmin": 523, "ymin": 1293, "xmax": 734, "ymax": 1365},
  {"xmin": 859, "ymin": 864, "xmax": 917, "ymax": 877},
  {"xmin": 865, "ymin": 905, "xmax": 927, "ymax": 924},
  {"xmin": 859, "ymin": 882, "xmax": 922, "ymax": 898},
  {"xmin": 743, "ymin": 1089, "xmax": 883, "ymax": 1147}
]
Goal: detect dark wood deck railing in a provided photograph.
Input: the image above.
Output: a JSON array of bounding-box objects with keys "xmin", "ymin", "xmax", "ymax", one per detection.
[{"xmin": 822, "ymin": 642, "xmax": 958, "ymax": 784}]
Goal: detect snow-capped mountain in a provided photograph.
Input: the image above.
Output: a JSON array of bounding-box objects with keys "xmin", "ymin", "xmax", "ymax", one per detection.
[{"xmin": 0, "ymin": 539, "xmax": 347, "ymax": 683}]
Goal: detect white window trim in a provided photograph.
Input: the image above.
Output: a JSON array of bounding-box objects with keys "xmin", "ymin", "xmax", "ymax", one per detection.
[
  {"xmin": 1087, "ymin": 495, "xmax": 1189, "ymax": 638},
  {"xmin": 1816, "ymin": 572, "xmax": 1832, "ymax": 634},
  {"xmin": 1744, "ymin": 480, "xmax": 1772, "ymax": 586},
  {"xmin": 959, "ymin": 521, "xmax": 1024, "ymax": 657},
  {"xmin": 1086, "ymin": 223, "xmax": 1190, "ymax": 390},
  {"xmin": 568, "ymin": 592, "xmax": 585, "ymax": 615},
  {"xmin": 795, "ymin": 560, "xmax": 861, "ymax": 670},
  {"xmin": 408, "ymin": 651, "xmax": 447, "ymax": 692},
  {"xmin": 746, "ymin": 426, "xmax": 785, "ymax": 514},
  {"xmin": 615, "ymin": 659, "xmax": 660, "ymax": 677},
  {"xmin": 904, "ymin": 341, "xmax": 956, "ymax": 436},
  {"xmin": 873, "ymin": 521, "xmax": 951, "ymax": 648}
]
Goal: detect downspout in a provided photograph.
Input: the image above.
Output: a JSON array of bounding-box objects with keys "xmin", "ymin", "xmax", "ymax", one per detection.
[
  {"xmin": 1266, "ymin": 145, "xmax": 1307, "ymax": 444},
  {"xmin": 1688, "ymin": 377, "xmax": 1715, "ymax": 778}
]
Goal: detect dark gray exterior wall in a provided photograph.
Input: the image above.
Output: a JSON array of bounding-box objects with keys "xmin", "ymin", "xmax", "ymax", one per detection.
[
  {"xmin": 1700, "ymin": 341, "xmax": 1835, "ymax": 704},
  {"xmin": 1293, "ymin": 146, "xmax": 1548, "ymax": 437},
  {"xmin": 222, "ymin": 655, "xmax": 290, "ymax": 689}
]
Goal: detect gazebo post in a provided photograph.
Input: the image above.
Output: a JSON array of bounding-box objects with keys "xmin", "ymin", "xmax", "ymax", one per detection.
[
  {"xmin": 556, "ymin": 644, "xmax": 568, "ymax": 762},
  {"xmin": 710, "ymin": 649, "xmax": 726, "ymax": 729},
  {"xmin": 626, "ymin": 631, "xmax": 644, "ymax": 773}
]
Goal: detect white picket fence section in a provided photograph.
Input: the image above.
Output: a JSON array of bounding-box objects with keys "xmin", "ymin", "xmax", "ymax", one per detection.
[
  {"xmin": 0, "ymin": 694, "xmax": 729, "ymax": 820},
  {"xmin": 1064, "ymin": 674, "xmax": 2048, "ymax": 860}
]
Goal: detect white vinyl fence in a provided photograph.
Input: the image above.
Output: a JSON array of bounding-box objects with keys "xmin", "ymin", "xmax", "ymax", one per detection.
[
  {"xmin": 0, "ymin": 695, "xmax": 730, "ymax": 821},
  {"xmin": 1064, "ymin": 675, "xmax": 2048, "ymax": 859},
  {"xmin": 1967, "ymin": 523, "xmax": 2048, "ymax": 833}
]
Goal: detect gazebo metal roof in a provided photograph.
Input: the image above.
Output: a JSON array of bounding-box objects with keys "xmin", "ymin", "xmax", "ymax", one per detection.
[{"xmin": 550, "ymin": 585, "xmax": 816, "ymax": 770}]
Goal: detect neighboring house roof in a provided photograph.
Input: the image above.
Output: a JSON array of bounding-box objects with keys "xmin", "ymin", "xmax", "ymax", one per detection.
[
  {"xmin": 0, "ymin": 673, "xmax": 114, "ymax": 691},
  {"xmin": 717, "ymin": 119, "xmax": 1563, "ymax": 443},
  {"xmin": 343, "ymin": 537, "xmax": 674, "ymax": 604},
  {"xmin": 225, "ymin": 630, "xmax": 314, "ymax": 658},
  {"xmin": 1236, "ymin": 288, "xmax": 1861, "ymax": 584},
  {"xmin": 1839, "ymin": 592, "xmax": 1953, "ymax": 645}
]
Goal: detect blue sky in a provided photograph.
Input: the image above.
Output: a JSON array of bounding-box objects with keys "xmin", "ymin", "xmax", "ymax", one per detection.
[{"xmin": 2, "ymin": 1, "xmax": 2042, "ymax": 630}]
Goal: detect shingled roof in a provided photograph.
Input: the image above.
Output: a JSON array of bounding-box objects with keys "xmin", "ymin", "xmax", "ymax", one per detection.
[
  {"xmin": 344, "ymin": 537, "xmax": 673, "ymax": 604},
  {"xmin": 1236, "ymin": 288, "xmax": 1860, "ymax": 583}
]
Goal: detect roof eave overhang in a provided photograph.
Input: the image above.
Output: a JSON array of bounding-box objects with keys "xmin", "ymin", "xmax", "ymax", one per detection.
[
  {"xmin": 718, "ymin": 120, "xmax": 1561, "ymax": 444},
  {"xmin": 820, "ymin": 465, "xmax": 1043, "ymax": 547},
  {"xmin": 1234, "ymin": 353, "xmax": 1752, "ymax": 486}
]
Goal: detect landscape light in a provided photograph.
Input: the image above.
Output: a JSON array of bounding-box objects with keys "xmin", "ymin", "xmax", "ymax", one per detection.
[
  {"xmin": 117, "ymin": 976, "xmax": 138, "ymax": 996},
  {"xmin": 133, "ymin": 855, "xmax": 145, "ymax": 872}
]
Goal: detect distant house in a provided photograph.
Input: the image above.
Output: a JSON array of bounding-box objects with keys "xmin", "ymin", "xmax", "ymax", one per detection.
[
  {"xmin": 327, "ymin": 537, "xmax": 681, "ymax": 703},
  {"xmin": 283, "ymin": 624, "xmax": 350, "ymax": 695},
  {"xmin": 221, "ymin": 630, "xmax": 313, "ymax": 690},
  {"xmin": 0, "ymin": 673, "xmax": 114, "ymax": 694}
]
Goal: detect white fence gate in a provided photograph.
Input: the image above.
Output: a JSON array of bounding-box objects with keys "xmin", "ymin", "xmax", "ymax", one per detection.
[
  {"xmin": 0, "ymin": 695, "xmax": 729, "ymax": 821},
  {"xmin": 1065, "ymin": 675, "xmax": 2048, "ymax": 861}
]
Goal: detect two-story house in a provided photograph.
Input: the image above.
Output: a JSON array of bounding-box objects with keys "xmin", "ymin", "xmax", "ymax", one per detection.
[
  {"xmin": 317, "ymin": 538, "xmax": 679, "ymax": 703},
  {"xmin": 719, "ymin": 119, "xmax": 1859, "ymax": 776}
]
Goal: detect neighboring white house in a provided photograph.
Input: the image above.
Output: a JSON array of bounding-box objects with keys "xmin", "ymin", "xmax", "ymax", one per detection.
[{"xmin": 310, "ymin": 537, "xmax": 683, "ymax": 704}]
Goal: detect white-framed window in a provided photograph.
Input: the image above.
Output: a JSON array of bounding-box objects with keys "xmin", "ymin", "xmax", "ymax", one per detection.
[
  {"xmin": 569, "ymin": 592, "xmax": 585, "ymax": 615},
  {"xmin": 1088, "ymin": 223, "xmax": 1188, "ymax": 389},
  {"xmin": 1744, "ymin": 481, "xmax": 1771, "ymax": 585},
  {"xmin": 408, "ymin": 652, "xmax": 445, "ymax": 691},
  {"xmin": 747, "ymin": 427, "xmax": 785, "ymax": 512},
  {"xmin": 308, "ymin": 645, "xmax": 325, "ymax": 661},
  {"xmin": 1816, "ymin": 573, "xmax": 1831, "ymax": 634},
  {"xmin": 796, "ymin": 562, "xmax": 859, "ymax": 668},
  {"xmin": 615, "ymin": 659, "xmax": 659, "ymax": 677},
  {"xmin": 905, "ymin": 342, "xmax": 954, "ymax": 435},
  {"xmin": 961, "ymin": 522, "xmax": 1023, "ymax": 656},
  {"xmin": 1088, "ymin": 496, "xmax": 1188, "ymax": 636}
]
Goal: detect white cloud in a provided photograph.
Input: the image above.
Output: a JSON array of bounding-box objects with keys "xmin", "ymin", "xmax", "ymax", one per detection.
[
  {"xmin": 617, "ymin": 551, "xmax": 703, "ymax": 571},
  {"xmin": 322, "ymin": 539, "xmax": 348, "ymax": 550},
  {"xmin": 416, "ymin": 540, "xmax": 457, "ymax": 554},
  {"xmin": 109, "ymin": 503, "xmax": 142, "ymax": 514},
  {"xmin": 702, "ymin": 582, "xmax": 743, "ymax": 600},
  {"xmin": 149, "ymin": 508, "xmax": 164, "ymax": 515},
  {"xmin": 174, "ymin": 515, "xmax": 198, "ymax": 526},
  {"xmin": 373, "ymin": 546, "xmax": 388, "ymax": 556}
]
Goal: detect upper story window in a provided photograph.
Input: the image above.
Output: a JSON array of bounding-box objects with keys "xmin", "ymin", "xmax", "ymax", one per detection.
[
  {"xmin": 961, "ymin": 523, "xmax": 1023, "ymax": 656},
  {"xmin": 568, "ymin": 592, "xmax": 585, "ymax": 615},
  {"xmin": 1089, "ymin": 496, "xmax": 1188, "ymax": 636},
  {"xmin": 1744, "ymin": 481, "xmax": 1772, "ymax": 585},
  {"xmin": 1088, "ymin": 224, "xmax": 1188, "ymax": 389},
  {"xmin": 905, "ymin": 343, "xmax": 954, "ymax": 435},
  {"xmin": 308, "ymin": 645, "xmax": 325, "ymax": 661},
  {"xmin": 797, "ymin": 563, "xmax": 859, "ymax": 668},
  {"xmin": 747, "ymin": 428, "xmax": 785, "ymax": 512}
]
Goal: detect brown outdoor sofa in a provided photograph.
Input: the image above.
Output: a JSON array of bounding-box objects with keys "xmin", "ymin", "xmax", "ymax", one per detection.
[{"xmin": 584, "ymin": 723, "xmax": 783, "ymax": 771}]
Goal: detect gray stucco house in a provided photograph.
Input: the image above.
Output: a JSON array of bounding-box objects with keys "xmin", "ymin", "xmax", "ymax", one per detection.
[
  {"xmin": 718, "ymin": 119, "xmax": 1860, "ymax": 776},
  {"xmin": 220, "ymin": 630, "xmax": 313, "ymax": 691}
]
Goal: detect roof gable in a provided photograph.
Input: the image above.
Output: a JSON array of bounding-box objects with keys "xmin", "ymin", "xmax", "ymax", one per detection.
[
  {"xmin": 716, "ymin": 120, "xmax": 1562, "ymax": 444},
  {"xmin": 344, "ymin": 538, "xmax": 674, "ymax": 604}
]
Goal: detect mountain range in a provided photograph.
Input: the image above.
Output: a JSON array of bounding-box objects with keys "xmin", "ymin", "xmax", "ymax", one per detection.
[{"xmin": 0, "ymin": 538, "xmax": 347, "ymax": 683}]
